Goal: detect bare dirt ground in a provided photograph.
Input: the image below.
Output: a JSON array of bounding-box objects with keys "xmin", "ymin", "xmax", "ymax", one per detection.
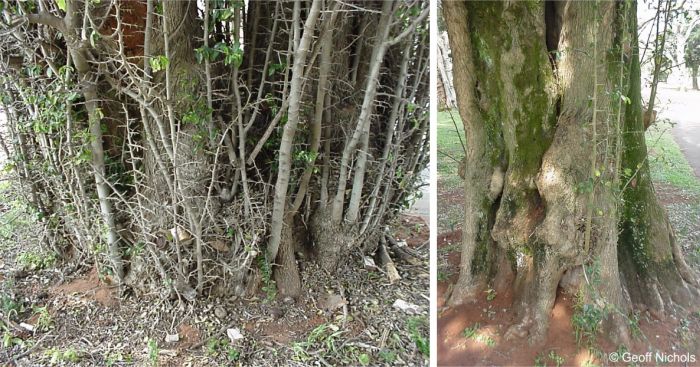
[
  {"xmin": 0, "ymin": 204, "xmax": 430, "ymax": 366},
  {"xmin": 437, "ymin": 191, "xmax": 700, "ymax": 366},
  {"xmin": 437, "ymin": 226, "xmax": 700, "ymax": 367}
]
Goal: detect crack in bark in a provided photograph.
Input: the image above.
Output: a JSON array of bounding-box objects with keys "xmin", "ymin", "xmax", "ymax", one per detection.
[{"xmin": 544, "ymin": 0, "xmax": 564, "ymax": 71}]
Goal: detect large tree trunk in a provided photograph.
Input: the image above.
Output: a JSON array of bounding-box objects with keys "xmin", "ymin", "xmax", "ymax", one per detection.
[
  {"xmin": 618, "ymin": 15, "xmax": 700, "ymax": 318},
  {"xmin": 693, "ymin": 65, "xmax": 699, "ymax": 90},
  {"xmin": 445, "ymin": 0, "xmax": 699, "ymax": 346}
]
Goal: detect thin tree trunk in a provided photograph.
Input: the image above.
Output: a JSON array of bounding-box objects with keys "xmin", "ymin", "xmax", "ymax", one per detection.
[
  {"xmin": 360, "ymin": 39, "xmax": 412, "ymax": 234},
  {"xmin": 647, "ymin": 0, "xmax": 672, "ymax": 116},
  {"xmin": 267, "ymin": 0, "xmax": 321, "ymax": 264},
  {"xmin": 61, "ymin": 0, "xmax": 124, "ymax": 280},
  {"xmin": 319, "ymin": 93, "xmax": 332, "ymax": 208},
  {"xmin": 291, "ymin": 5, "xmax": 337, "ymax": 214},
  {"xmin": 332, "ymin": 0, "xmax": 394, "ymax": 223}
]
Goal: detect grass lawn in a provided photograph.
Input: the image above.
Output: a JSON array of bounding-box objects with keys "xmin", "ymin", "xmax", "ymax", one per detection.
[
  {"xmin": 646, "ymin": 120, "xmax": 700, "ymax": 194},
  {"xmin": 646, "ymin": 120, "xmax": 700, "ymax": 267},
  {"xmin": 437, "ymin": 109, "xmax": 465, "ymax": 232},
  {"xmin": 437, "ymin": 109, "xmax": 465, "ymax": 189}
]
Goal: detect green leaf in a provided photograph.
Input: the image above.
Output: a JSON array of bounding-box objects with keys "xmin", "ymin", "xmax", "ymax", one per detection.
[
  {"xmin": 217, "ymin": 8, "xmax": 234, "ymax": 21},
  {"xmin": 195, "ymin": 48, "xmax": 204, "ymax": 64},
  {"xmin": 56, "ymin": 0, "xmax": 66, "ymax": 11},
  {"xmin": 2, "ymin": 163, "xmax": 15, "ymax": 173},
  {"xmin": 149, "ymin": 55, "xmax": 169, "ymax": 72},
  {"xmin": 90, "ymin": 31, "xmax": 100, "ymax": 48}
]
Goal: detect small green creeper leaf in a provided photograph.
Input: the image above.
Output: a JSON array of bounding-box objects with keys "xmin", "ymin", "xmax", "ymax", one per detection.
[
  {"xmin": 149, "ymin": 55, "xmax": 169, "ymax": 72},
  {"xmin": 90, "ymin": 31, "xmax": 99, "ymax": 48}
]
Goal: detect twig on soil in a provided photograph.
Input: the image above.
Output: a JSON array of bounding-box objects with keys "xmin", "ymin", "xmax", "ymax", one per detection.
[
  {"xmin": 9, "ymin": 332, "xmax": 53, "ymax": 363},
  {"xmin": 378, "ymin": 237, "xmax": 401, "ymax": 283},
  {"xmin": 306, "ymin": 350, "xmax": 333, "ymax": 367},
  {"xmin": 188, "ymin": 316, "xmax": 261, "ymax": 351},
  {"xmin": 385, "ymin": 234, "xmax": 424, "ymax": 262},
  {"xmin": 188, "ymin": 324, "xmax": 232, "ymax": 351},
  {"xmin": 379, "ymin": 328, "xmax": 389, "ymax": 349},
  {"xmin": 344, "ymin": 341, "xmax": 381, "ymax": 350},
  {"xmin": 416, "ymin": 240, "xmax": 429, "ymax": 250},
  {"xmin": 336, "ymin": 279, "xmax": 348, "ymax": 329},
  {"xmin": 1, "ymin": 313, "xmax": 24, "ymax": 332}
]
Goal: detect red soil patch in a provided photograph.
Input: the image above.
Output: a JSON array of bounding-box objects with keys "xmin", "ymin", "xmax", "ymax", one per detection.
[
  {"xmin": 437, "ymin": 182, "xmax": 464, "ymax": 204},
  {"xmin": 394, "ymin": 214, "xmax": 430, "ymax": 247},
  {"xmin": 438, "ymin": 287, "xmax": 597, "ymax": 366},
  {"xmin": 437, "ymin": 230, "xmax": 700, "ymax": 366},
  {"xmin": 437, "ymin": 230, "xmax": 462, "ymax": 307},
  {"xmin": 51, "ymin": 267, "xmax": 118, "ymax": 307},
  {"xmin": 256, "ymin": 313, "xmax": 325, "ymax": 345},
  {"xmin": 656, "ymin": 182, "xmax": 699, "ymax": 205},
  {"xmin": 177, "ymin": 323, "xmax": 201, "ymax": 350}
]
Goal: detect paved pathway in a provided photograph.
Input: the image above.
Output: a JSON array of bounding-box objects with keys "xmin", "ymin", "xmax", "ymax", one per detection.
[
  {"xmin": 650, "ymin": 87, "xmax": 700, "ymax": 179},
  {"xmin": 406, "ymin": 166, "xmax": 430, "ymax": 224},
  {"xmin": 672, "ymin": 118, "xmax": 700, "ymax": 178}
]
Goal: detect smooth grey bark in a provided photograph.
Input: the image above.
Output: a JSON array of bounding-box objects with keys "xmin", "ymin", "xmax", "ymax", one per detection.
[
  {"xmin": 291, "ymin": 5, "xmax": 337, "ymax": 214},
  {"xmin": 267, "ymin": 0, "xmax": 321, "ymax": 263},
  {"xmin": 360, "ymin": 39, "xmax": 412, "ymax": 234},
  {"xmin": 332, "ymin": 0, "xmax": 394, "ymax": 223}
]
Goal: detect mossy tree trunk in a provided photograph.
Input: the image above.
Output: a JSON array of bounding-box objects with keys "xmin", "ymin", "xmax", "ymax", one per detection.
[{"xmin": 445, "ymin": 0, "xmax": 699, "ymax": 346}]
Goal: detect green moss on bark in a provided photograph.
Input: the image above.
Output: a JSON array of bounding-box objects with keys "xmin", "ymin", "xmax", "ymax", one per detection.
[
  {"xmin": 463, "ymin": 1, "xmax": 557, "ymax": 278},
  {"xmin": 618, "ymin": 5, "xmax": 654, "ymax": 274},
  {"xmin": 466, "ymin": 3, "xmax": 506, "ymax": 167}
]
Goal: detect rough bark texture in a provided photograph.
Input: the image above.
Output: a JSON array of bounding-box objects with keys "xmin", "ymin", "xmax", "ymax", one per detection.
[
  {"xmin": 446, "ymin": 0, "xmax": 699, "ymax": 346},
  {"xmin": 618, "ymin": 9, "xmax": 700, "ymax": 317},
  {"xmin": 274, "ymin": 213, "xmax": 302, "ymax": 298},
  {"xmin": 309, "ymin": 205, "xmax": 357, "ymax": 272}
]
